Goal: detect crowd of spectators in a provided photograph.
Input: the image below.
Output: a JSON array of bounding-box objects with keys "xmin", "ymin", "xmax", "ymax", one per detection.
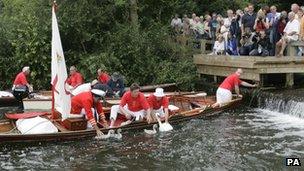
[{"xmin": 170, "ymin": 3, "xmax": 304, "ymax": 57}]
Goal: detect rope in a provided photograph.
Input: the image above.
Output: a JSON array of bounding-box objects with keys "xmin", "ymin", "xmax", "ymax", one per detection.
[{"xmin": 0, "ymin": 125, "xmax": 18, "ymax": 134}]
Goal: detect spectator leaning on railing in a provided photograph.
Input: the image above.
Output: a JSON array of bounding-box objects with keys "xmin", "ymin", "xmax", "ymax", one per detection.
[
  {"xmin": 249, "ymin": 30, "xmax": 271, "ymax": 56},
  {"xmin": 239, "ymin": 27, "xmax": 255, "ymax": 55},
  {"xmin": 276, "ymin": 12, "xmax": 300, "ymax": 57},
  {"xmin": 226, "ymin": 32, "xmax": 238, "ymax": 56},
  {"xmin": 211, "ymin": 34, "xmax": 225, "ymax": 55}
]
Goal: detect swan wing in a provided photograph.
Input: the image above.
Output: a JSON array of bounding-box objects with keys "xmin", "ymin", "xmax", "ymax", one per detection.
[{"xmin": 144, "ymin": 129, "xmax": 156, "ymax": 135}]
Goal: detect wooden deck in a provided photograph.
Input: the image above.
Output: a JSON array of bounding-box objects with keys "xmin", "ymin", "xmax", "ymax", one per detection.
[{"xmin": 193, "ymin": 55, "xmax": 304, "ymax": 87}]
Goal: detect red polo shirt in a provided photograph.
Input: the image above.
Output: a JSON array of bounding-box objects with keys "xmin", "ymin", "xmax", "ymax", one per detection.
[
  {"xmin": 71, "ymin": 91, "xmax": 103, "ymax": 125},
  {"xmin": 147, "ymin": 94, "xmax": 169, "ymax": 110},
  {"xmin": 67, "ymin": 72, "xmax": 84, "ymax": 88},
  {"xmin": 120, "ymin": 91, "xmax": 149, "ymax": 112},
  {"xmin": 219, "ymin": 73, "xmax": 242, "ymax": 91},
  {"xmin": 98, "ymin": 73, "xmax": 110, "ymax": 84},
  {"xmin": 13, "ymin": 72, "xmax": 28, "ymax": 86}
]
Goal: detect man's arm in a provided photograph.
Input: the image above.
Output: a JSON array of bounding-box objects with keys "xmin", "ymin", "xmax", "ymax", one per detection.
[
  {"xmin": 119, "ymin": 105, "xmax": 132, "ymax": 119},
  {"xmin": 241, "ymin": 17, "xmax": 245, "ymax": 36},
  {"xmin": 241, "ymin": 81, "xmax": 257, "ymax": 88},
  {"xmin": 96, "ymin": 102, "xmax": 108, "ymax": 128},
  {"xmin": 145, "ymin": 108, "xmax": 152, "ymax": 124},
  {"xmin": 234, "ymin": 85, "xmax": 241, "ymax": 97},
  {"xmin": 287, "ymin": 31, "xmax": 297, "ymax": 36},
  {"xmin": 164, "ymin": 108, "xmax": 169, "ymax": 123},
  {"xmin": 83, "ymin": 101, "xmax": 104, "ymax": 137}
]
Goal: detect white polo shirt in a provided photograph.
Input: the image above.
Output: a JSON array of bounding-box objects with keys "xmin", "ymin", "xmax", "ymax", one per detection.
[{"xmin": 284, "ymin": 19, "xmax": 300, "ymax": 41}]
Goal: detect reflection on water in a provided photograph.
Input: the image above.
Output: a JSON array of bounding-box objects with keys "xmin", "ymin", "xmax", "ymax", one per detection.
[{"xmin": 1, "ymin": 106, "xmax": 304, "ymax": 170}]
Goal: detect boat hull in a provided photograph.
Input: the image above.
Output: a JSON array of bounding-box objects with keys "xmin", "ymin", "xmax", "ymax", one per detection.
[{"xmin": 0, "ymin": 97, "xmax": 241, "ymax": 143}]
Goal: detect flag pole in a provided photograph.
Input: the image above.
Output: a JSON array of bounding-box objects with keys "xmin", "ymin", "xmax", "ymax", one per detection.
[{"xmin": 51, "ymin": 1, "xmax": 56, "ymax": 119}]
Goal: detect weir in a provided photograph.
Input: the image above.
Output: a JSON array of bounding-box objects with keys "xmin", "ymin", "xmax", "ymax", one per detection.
[{"xmin": 255, "ymin": 90, "xmax": 304, "ymax": 118}]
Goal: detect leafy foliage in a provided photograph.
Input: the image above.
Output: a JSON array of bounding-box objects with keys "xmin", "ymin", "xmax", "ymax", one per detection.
[{"xmin": 0, "ymin": 0, "xmax": 300, "ymax": 90}]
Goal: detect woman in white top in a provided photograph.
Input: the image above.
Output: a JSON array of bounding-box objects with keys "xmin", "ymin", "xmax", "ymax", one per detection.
[{"xmin": 275, "ymin": 12, "xmax": 300, "ymax": 57}]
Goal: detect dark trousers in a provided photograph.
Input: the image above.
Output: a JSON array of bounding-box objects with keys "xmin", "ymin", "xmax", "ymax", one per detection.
[
  {"xmin": 12, "ymin": 86, "xmax": 29, "ymax": 110},
  {"xmin": 239, "ymin": 45, "xmax": 253, "ymax": 56},
  {"xmin": 249, "ymin": 49, "xmax": 269, "ymax": 57}
]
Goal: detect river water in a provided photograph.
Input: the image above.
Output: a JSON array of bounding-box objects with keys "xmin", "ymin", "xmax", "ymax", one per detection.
[{"xmin": 1, "ymin": 90, "xmax": 304, "ymax": 170}]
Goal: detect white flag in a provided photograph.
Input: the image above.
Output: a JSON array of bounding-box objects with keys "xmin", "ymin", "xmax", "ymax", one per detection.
[{"xmin": 51, "ymin": 5, "xmax": 71, "ymax": 119}]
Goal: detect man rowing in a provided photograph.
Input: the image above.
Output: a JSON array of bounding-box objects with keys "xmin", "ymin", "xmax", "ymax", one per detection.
[
  {"xmin": 12, "ymin": 66, "xmax": 33, "ymax": 110},
  {"xmin": 147, "ymin": 88, "xmax": 170, "ymax": 123},
  {"xmin": 67, "ymin": 66, "xmax": 84, "ymax": 90},
  {"xmin": 71, "ymin": 89, "xmax": 108, "ymax": 137},
  {"xmin": 109, "ymin": 83, "xmax": 152, "ymax": 128},
  {"xmin": 212, "ymin": 68, "xmax": 257, "ymax": 108}
]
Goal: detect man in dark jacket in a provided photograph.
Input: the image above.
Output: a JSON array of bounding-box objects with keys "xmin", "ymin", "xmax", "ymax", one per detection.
[
  {"xmin": 249, "ymin": 30, "xmax": 271, "ymax": 56},
  {"xmin": 107, "ymin": 72, "xmax": 125, "ymax": 97}
]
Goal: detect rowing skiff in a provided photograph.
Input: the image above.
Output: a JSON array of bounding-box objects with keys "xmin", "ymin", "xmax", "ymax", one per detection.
[{"xmin": 0, "ymin": 94, "xmax": 242, "ymax": 143}]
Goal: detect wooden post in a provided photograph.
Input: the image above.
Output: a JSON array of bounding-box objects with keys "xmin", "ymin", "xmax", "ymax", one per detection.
[
  {"xmin": 213, "ymin": 75, "xmax": 217, "ymax": 83},
  {"xmin": 200, "ymin": 39, "xmax": 206, "ymax": 54},
  {"xmin": 285, "ymin": 73, "xmax": 294, "ymax": 88},
  {"xmin": 259, "ymin": 74, "xmax": 264, "ymax": 87}
]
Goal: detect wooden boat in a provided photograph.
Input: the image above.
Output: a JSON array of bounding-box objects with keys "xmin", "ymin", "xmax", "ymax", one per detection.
[
  {"xmin": 0, "ymin": 94, "xmax": 242, "ymax": 143},
  {"xmin": 0, "ymin": 91, "xmax": 18, "ymax": 107}
]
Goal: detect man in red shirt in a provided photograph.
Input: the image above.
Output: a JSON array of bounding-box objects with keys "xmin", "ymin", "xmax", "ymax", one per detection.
[
  {"xmin": 97, "ymin": 68, "xmax": 110, "ymax": 84},
  {"xmin": 147, "ymin": 88, "xmax": 170, "ymax": 123},
  {"xmin": 67, "ymin": 66, "xmax": 84, "ymax": 90},
  {"xmin": 12, "ymin": 66, "xmax": 33, "ymax": 110},
  {"xmin": 71, "ymin": 89, "xmax": 108, "ymax": 137},
  {"xmin": 109, "ymin": 83, "xmax": 151, "ymax": 128},
  {"xmin": 212, "ymin": 69, "xmax": 257, "ymax": 108}
]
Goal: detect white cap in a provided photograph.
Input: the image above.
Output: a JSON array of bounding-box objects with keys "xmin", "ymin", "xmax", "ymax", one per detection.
[
  {"xmin": 91, "ymin": 89, "xmax": 105, "ymax": 97},
  {"xmin": 22, "ymin": 66, "xmax": 30, "ymax": 72},
  {"xmin": 154, "ymin": 88, "xmax": 165, "ymax": 97}
]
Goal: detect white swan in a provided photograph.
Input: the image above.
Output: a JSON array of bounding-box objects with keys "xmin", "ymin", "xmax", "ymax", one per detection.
[
  {"xmin": 155, "ymin": 113, "xmax": 173, "ymax": 132},
  {"xmin": 95, "ymin": 129, "xmax": 114, "ymax": 139},
  {"xmin": 111, "ymin": 128, "xmax": 122, "ymax": 139},
  {"xmin": 144, "ymin": 124, "xmax": 158, "ymax": 135}
]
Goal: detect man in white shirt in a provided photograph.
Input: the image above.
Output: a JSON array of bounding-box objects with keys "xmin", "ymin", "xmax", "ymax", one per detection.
[
  {"xmin": 275, "ymin": 12, "xmax": 300, "ymax": 57},
  {"xmin": 189, "ymin": 13, "xmax": 197, "ymax": 29},
  {"xmin": 170, "ymin": 14, "xmax": 182, "ymax": 34},
  {"xmin": 224, "ymin": 9, "xmax": 234, "ymax": 28}
]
